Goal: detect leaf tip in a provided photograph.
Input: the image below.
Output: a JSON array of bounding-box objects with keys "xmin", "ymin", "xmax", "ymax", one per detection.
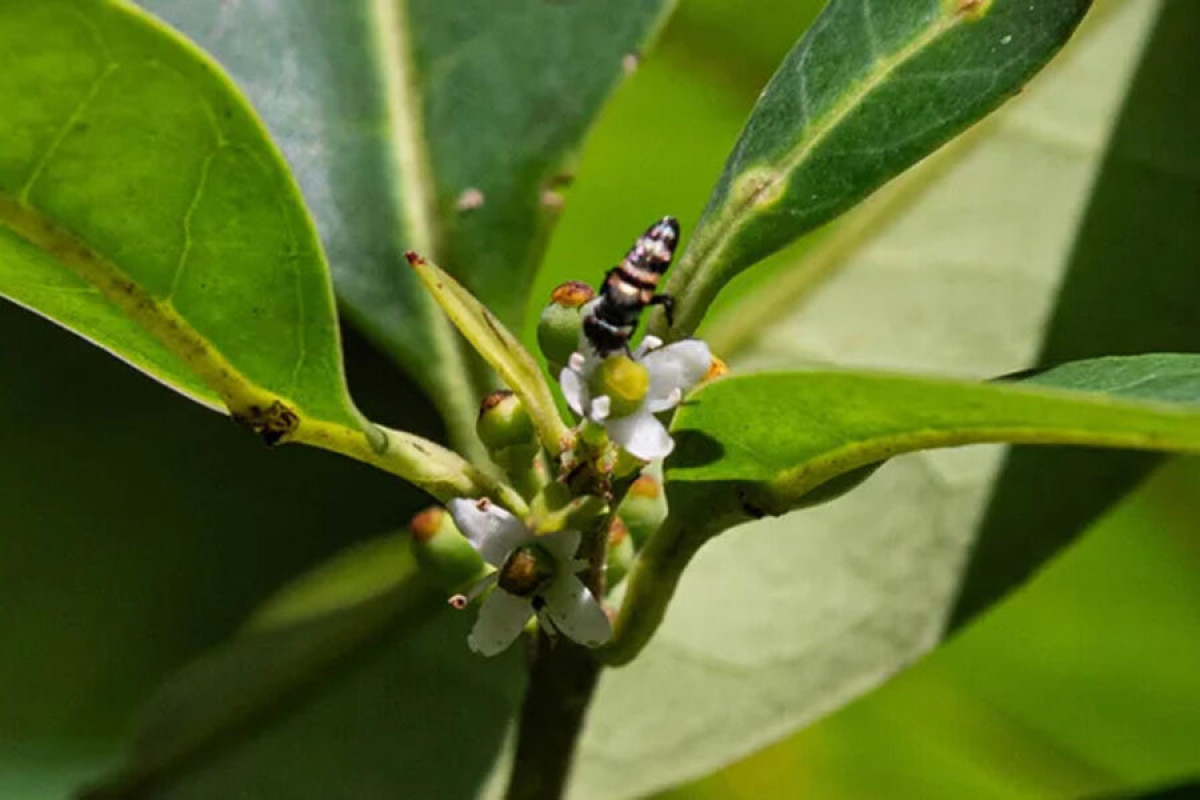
[{"xmin": 404, "ymin": 250, "xmax": 425, "ymax": 267}]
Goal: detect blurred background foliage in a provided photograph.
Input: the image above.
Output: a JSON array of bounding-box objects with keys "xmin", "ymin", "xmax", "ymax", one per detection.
[{"xmin": 1, "ymin": 0, "xmax": 1196, "ymax": 798}]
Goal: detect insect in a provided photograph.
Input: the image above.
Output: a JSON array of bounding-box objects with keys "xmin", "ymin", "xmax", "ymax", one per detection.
[{"xmin": 582, "ymin": 216, "xmax": 679, "ymax": 356}]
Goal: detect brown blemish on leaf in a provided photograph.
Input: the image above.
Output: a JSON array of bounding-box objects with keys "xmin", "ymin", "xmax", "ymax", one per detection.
[
  {"xmin": 234, "ymin": 399, "xmax": 299, "ymax": 445},
  {"xmin": 950, "ymin": 0, "xmax": 992, "ymax": 20}
]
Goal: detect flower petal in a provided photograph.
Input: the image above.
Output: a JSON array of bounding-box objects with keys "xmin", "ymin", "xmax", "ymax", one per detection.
[
  {"xmin": 559, "ymin": 365, "xmax": 587, "ymax": 416},
  {"xmin": 605, "ymin": 411, "xmax": 674, "ymax": 460},
  {"xmin": 589, "ymin": 394, "xmax": 611, "ymax": 421},
  {"xmin": 642, "ymin": 340, "xmax": 712, "ymax": 412},
  {"xmin": 540, "ymin": 528, "xmax": 581, "ymax": 562},
  {"xmin": 542, "ymin": 574, "xmax": 611, "ymax": 648},
  {"xmin": 633, "ymin": 335, "xmax": 663, "ymax": 359},
  {"xmin": 447, "ymin": 498, "xmax": 531, "ymax": 567},
  {"xmin": 468, "ymin": 588, "xmax": 533, "ymax": 656}
]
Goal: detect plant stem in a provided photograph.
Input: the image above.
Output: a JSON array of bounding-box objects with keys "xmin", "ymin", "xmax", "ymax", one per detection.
[
  {"xmin": 503, "ymin": 485, "xmax": 623, "ymax": 799},
  {"xmin": 503, "ymin": 637, "xmax": 602, "ymax": 800}
]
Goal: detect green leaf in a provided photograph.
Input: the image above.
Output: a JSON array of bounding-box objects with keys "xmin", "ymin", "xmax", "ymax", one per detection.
[
  {"xmin": 0, "ymin": 1, "xmax": 526, "ymax": 502},
  {"xmin": 138, "ymin": 0, "xmax": 674, "ymax": 448},
  {"xmin": 600, "ymin": 354, "xmax": 1200, "ymax": 665},
  {"xmin": 83, "ymin": 535, "xmax": 525, "ymax": 800},
  {"xmin": 656, "ymin": 0, "xmax": 1093, "ymax": 339},
  {"xmin": 669, "ymin": 355, "xmax": 1200, "ymax": 502},
  {"xmin": 0, "ymin": 0, "xmax": 359, "ymax": 433},
  {"xmin": 950, "ymin": 0, "xmax": 1200, "ymax": 629},
  {"xmin": 408, "ymin": 252, "xmax": 572, "ymax": 455}
]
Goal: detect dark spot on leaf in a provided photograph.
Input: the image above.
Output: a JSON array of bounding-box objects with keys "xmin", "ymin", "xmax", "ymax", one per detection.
[{"xmin": 233, "ymin": 400, "xmax": 299, "ymax": 446}]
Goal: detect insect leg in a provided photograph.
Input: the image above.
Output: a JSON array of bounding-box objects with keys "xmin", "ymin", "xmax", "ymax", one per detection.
[{"xmin": 649, "ymin": 293, "xmax": 675, "ymax": 326}]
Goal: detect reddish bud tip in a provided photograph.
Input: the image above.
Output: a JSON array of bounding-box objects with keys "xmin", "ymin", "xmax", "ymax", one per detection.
[
  {"xmin": 409, "ymin": 506, "xmax": 445, "ymax": 543},
  {"xmin": 705, "ymin": 355, "xmax": 730, "ymax": 382},
  {"xmin": 609, "ymin": 515, "xmax": 629, "ymax": 547},
  {"xmin": 479, "ymin": 389, "xmax": 514, "ymax": 415},
  {"xmin": 628, "ymin": 474, "xmax": 661, "ymax": 500},
  {"xmin": 550, "ymin": 281, "xmax": 595, "ymax": 308},
  {"xmin": 404, "ymin": 250, "xmax": 424, "ymax": 266}
]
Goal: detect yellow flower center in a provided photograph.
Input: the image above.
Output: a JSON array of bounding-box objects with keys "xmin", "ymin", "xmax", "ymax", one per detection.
[{"xmin": 589, "ymin": 356, "xmax": 650, "ymax": 418}]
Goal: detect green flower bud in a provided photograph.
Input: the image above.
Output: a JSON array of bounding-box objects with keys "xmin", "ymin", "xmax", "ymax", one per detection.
[
  {"xmin": 618, "ymin": 473, "xmax": 668, "ymax": 547},
  {"xmin": 588, "ymin": 355, "xmax": 649, "ymax": 418},
  {"xmin": 476, "ymin": 390, "xmax": 536, "ymax": 451},
  {"xmin": 409, "ymin": 507, "xmax": 485, "ymax": 590},
  {"xmin": 606, "ymin": 516, "xmax": 635, "ymax": 588},
  {"xmin": 538, "ymin": 281, "xmax": 595, "ymax": 369}
]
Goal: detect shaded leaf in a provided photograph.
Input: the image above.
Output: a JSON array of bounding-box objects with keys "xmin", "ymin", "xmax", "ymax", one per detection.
[
  {"xmin": 657, "ymin": 0, "xmax": 1092, "ymax": 338},
  {"xmin": 139, "ymin": 0, "xmax": 674, "ymax": 446},
  {"xmin": 0, "ymin": 299, "xmax": 441, "ymax": 796},
  {"xmin": 83, "ymin": 536, "xmax": 524, "ymax": 800}
]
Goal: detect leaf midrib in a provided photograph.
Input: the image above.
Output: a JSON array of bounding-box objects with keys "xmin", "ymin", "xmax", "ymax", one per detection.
[{"xmin": 368, "ymin": 0, "xmax": 486, "ymax": 462}]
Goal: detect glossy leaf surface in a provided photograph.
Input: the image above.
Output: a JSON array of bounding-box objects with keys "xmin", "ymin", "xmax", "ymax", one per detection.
[
  {"xmin": 658, "ymin": 0, "xmax": 1093, "ymax": 338},
  {"xmin": 0, "ymin": 0, "xmax": 360, "ymax": 431}
]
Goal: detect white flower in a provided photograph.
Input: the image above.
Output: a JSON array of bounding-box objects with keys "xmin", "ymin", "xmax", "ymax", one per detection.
[
  {"xmin": 559, "ymin": 336, "xmax": 711, "ymax": 460},
  {"xmin": 447, "ymin": 498, "xmax": 611, "ymax": 656}
]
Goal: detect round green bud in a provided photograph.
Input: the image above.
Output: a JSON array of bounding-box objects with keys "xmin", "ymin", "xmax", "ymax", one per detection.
[
  {"xmin": 409, "ymin": 507, "xmax": 485, "ymax": 590},
  {"xmin": 589, "ymin": 356, "xmax": 650, "ymax": 418},
  {"xmin": 538, "ymin": 281, "xmax": 594, "ymax": 368},
  {"xmin": 618, "ymin": 473, "xmax": 668, "ymax": 547},
  {"xmin": 476, "ymin": 390, "xmax": 535, "ymax": 451}
]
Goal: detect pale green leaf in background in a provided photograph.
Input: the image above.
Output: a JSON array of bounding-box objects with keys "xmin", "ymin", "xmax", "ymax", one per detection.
[
  {"xmin": 950, "ymin": 0, "xmax": 1200, "ymax": 628},
  {"xmin": 669, "ymin": 457, "xmax": 1200, "ymax": 799}
]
